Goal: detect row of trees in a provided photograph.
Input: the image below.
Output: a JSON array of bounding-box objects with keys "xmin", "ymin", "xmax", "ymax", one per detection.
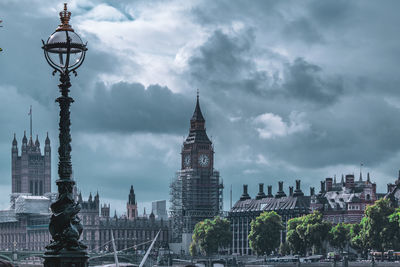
[
  {"xmin": 251, "ymin": 198, "xmax": 400, "ymax": 257},
  {"xmin": 190, "ymin": 198, "xmax": 400, "ymax": 257}
]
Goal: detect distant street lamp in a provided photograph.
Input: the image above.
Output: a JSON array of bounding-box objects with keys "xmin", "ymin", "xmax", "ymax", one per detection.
[{"xmin": 42, "ymin": 3, "xmax": 88, "ymax": 267}]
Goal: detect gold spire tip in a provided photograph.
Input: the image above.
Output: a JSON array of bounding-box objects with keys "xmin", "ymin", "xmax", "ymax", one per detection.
[{"xmin": 56, "ymin": 3, "xmax": 74, "ymax": 32}]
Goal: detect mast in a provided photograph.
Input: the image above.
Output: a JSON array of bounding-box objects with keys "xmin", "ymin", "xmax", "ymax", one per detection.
[
  {"xmin": 29, "ymin": 105, "xmax": 33, "ymax": 140},
  {"xmin": 111, "ymin": 230, "xmax": 119, "ymax": 267}
]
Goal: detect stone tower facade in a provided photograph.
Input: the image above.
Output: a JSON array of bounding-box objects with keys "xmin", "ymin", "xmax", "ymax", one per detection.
[
  {"xmin": 127, "ymin": 185, "xmax": 138, "ymax": 220},
  {"xmin": 11, "ymin": 132, "xmax": 51, "ymax": 195},
  {"xmin": 170, "ymin": 94, "xmax": 223, "ymax": 241}
]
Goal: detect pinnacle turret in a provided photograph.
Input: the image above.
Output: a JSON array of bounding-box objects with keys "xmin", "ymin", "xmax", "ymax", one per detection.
[
  {"xmin": 22, "ymin": 131, "xmax": 27, "ymax": 144},
  {"xmin": 12, "ymin": 133, "xmax": 17, "ymax": 146},
  {"xmin": 128, "ymin": 185, "xmax": 136, "ymax": 205},
  {"xmin": 35, "ymin": 135, "xmax": 40, "ymax": 147},
  {"xmin": 45, "ymin": 132, "xmax": 50, "ymax": 145}
]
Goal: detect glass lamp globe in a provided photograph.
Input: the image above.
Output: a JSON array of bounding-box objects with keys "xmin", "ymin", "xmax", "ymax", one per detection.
[{"xmin": 42, "ymin": 3, "xmax": 87, "ymax": 72}]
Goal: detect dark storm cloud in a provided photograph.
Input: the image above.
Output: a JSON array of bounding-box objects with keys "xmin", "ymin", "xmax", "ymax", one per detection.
[
  {"xmin": 73, "ymin": 82, "xmax": 192, "ymax": 134},
  {"xmin": 188, "ymin": 29, "xmax": 342, "ymax": 105},
  {"xmin": 189, "ymin": 29, "xmax": 255, "ymax": 84},
  {"xmin": 283, "ymin": 58, "xmax": 343, "ymax": 104}
]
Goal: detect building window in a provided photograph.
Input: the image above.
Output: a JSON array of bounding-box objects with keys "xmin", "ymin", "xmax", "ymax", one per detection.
[{"xmin": 34, "ymin": 181, "xmax": 38, "ymax": 195}]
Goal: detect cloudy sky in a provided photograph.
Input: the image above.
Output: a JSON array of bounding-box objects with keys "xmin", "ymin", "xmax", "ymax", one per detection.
[{"xmin": 1, "ymin": 0, "xmax": 400, "ymax": 215}]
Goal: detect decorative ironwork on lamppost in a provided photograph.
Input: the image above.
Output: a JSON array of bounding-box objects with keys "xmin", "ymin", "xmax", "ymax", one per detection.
[{"xmin": 42, "ymin": 3, "xmax": 88, "ymax": 266}]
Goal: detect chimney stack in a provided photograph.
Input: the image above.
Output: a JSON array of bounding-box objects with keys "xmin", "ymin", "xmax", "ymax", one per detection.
[
  {"xmin": 240, "ymin": 184, "xmax": 251, "ymax": 200},
  {"xmin": 256, "ymin": 183, "xmax": 266, "ymax": 200},
  {"xmin": 325, "ymin": 177, "xmax": 333, "ymax": 192},
  {"xmin": 275, "ymin": 181, "xmax": 286, "ymax": 198},
  {"xmin": 345, "ymin": 174, "xmax": 355, "ymax": 189},
  {"xmin": 293, "ymin": 179, "xmax": 304, "ymax": 197},
  {"xmin": 319, "ymin": 181, "xmax": 326, "ymax": 194},
  {"xmin": 289, "ymin": 186, "xmax": 293, "ymax": 196},
  {"xmin": 267, "ymin": 185, "xmax": 273, "ymax": 197}
]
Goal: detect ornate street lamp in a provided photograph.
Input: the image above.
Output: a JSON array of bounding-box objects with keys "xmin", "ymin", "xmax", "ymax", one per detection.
[{"xmin": 42, "ymin": 3, "xmax": 88, "ymax": 266}]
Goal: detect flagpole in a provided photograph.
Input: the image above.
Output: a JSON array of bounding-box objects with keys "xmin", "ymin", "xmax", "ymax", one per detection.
[{"xmin": 29, "ymin": 105, "xmax": 32, "ymax": 139}]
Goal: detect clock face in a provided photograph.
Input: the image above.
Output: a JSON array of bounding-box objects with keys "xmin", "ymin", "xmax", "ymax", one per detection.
[
  {"xmin": 198, "ymin": 154, "xmax": 210, "ymax": 167},
  {"xmin": 184, "ymin": 155, "xmax": 191, "ymax": 167}
]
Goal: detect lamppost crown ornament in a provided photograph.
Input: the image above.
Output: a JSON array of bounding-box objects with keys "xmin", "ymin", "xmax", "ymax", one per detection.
[{"xmin": 57, "ymin": 3, "xmax": 73, "ymax": 32}]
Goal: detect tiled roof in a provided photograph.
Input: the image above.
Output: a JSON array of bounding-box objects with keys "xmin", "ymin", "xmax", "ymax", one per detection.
[{"xmin": 230, "ymin": 196, "xmax": 310, "ymax": 213}]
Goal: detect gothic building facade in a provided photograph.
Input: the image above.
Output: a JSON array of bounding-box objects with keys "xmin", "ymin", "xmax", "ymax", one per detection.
[
  {"xmin": 11, "ymin": 132, "xmax": 51, "ymax": 196},
  {"xmin": 170, "ymin": 94, "xmax": 223, "ymax": 242},
  {"xmin": 0, "ymin": 188, "xmax": 170, "ymax": 253}
]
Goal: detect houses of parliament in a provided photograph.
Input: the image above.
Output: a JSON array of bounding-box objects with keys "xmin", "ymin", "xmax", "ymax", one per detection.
[{"xmin": 0, "ymin": 113, "xmax": 170, "ymax": 253}]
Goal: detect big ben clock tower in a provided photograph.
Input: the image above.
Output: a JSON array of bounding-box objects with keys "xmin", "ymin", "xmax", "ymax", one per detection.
[
  {"xmin": 170, "ymin": 92, "xmax": 223, "ymax": 244},
  {"xmin": 181, "ymin": 93, "xmax": 214, "ymax": 172}
]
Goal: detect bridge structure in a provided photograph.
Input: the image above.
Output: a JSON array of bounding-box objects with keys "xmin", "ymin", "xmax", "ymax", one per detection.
[
  {"xmin": 0, "ymin": 250, "xmax": 142, "ymax": 265},
  {"xmin": 0, "ymin": 237, "xmax": 157, "ymax": 265}
]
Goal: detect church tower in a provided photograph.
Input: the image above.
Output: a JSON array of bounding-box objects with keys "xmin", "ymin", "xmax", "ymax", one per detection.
[
  {"xmin": 11, "ymin": 107, "xmax": 51, "ymax": 195},
  {"xmin": 170, "ymin": 92, "xmax": 223, "ymax": 242},
  {"xmin": 127, "ymin": 185, "xmax": 138, "ymax": 220}
]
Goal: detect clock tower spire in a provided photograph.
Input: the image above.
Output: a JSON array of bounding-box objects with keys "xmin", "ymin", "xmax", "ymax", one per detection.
[{"xmin": 182, "ymin": 92, "xmax": 212, "ymax": 170}]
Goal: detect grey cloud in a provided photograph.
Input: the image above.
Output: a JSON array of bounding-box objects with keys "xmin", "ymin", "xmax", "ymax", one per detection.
[
  {"xmin": 188, "ymin": 29, "xmax": 342, "ymax": 106},
  {"xmin": 282, "ymin": 17, "xmax": 324, "ymax": 44},
  {"xmin": 189, "ymin": 29, "xmax": 255, "ymax": 83},
  {"xmin": 73, "ymin": 82, "xmax": 193, "ymax": 134},
  {"xmin": 283, "ymin": 58, "xmax": 343, "ymax": 104}
]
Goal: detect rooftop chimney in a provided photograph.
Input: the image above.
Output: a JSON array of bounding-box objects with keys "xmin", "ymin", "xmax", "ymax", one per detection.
[
  {"xmin": 293, "ymin": 179, "xmax": 304, "ymax": 197},
  {"xmin": 256, "ymin": 183, "xmax": 266, "ymax": 200},
  {"xmin": 289, "ymin": 186, "xmax": 293, "ymax": 196},
  {"xmin": 267, "ymin": 185, "xmax": 273, "ymax": 197},
  {"xmin": 240, "ymin": 184, "xmax": 251, "ymax": 201},
  {"xmin": 275, "ymin": 181, "xmax": 286, "ymax": 198},
  {"xmin": 319, "ymin": 181, "xmax": 326, "ymax": 194},
  {"xmin": 310, "ymin": 187, "xmax": 315, "ymax": 196},
  {"xmin": 345, "ymin": 174, "xmax": 355, "ymax": 189},
  {"xmin": 325, "ymin": 177, "xmax": 333, "ymax": 192}
]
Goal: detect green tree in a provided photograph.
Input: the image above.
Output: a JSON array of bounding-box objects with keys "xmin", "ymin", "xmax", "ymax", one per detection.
[
  {"xmin": 301, "ymin": 211, "xmax": 331, "ymax": 255},
  {"xmin": 190, "ymin": 216, "xmax": 231, "ymax": 256},
  {"xmin": 286, "ymin": 211, "xmax": 331, "ymax": 255},
  {"xmin": 329, "ymin": 223, "xmax": 351, "ymax": 253},
  {"xmin": 248, "ymin": 211, "xmax": 283, "ymax": 255},
  {"xmin": 349, "ymin": 219, "xmax": 368, "ymax": 259},
  {"xmin": 286, "ymin": 216, "xmax": 305, "ymax": 255},
  {"xmin": 389, "ymin": 207, "xmax": 400, "ymax": 229},
  {"xmin": 363, "ymin": 198, "xmax": 399, "ymax": 260}
]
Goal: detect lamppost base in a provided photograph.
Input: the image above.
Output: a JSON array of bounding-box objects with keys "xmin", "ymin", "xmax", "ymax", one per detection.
[{"xmin": 43, "ymin": 250, "xmax": 89, "ymax": 267}]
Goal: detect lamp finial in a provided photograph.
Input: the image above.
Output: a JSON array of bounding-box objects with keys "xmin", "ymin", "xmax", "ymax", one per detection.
[{"xmin": 57, "ymin": 3, "xmax": 74, "ymax": 32}]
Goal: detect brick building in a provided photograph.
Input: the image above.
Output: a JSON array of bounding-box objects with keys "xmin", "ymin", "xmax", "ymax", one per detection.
[{"xmin": 310, "ymin": 173, "xmax": 379, "ymax": 224}]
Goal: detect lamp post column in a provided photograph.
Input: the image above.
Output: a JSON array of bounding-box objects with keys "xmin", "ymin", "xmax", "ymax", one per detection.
[{"xmin": 42, "ymin": 3, "xmax": 88, "ymax": 267}]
